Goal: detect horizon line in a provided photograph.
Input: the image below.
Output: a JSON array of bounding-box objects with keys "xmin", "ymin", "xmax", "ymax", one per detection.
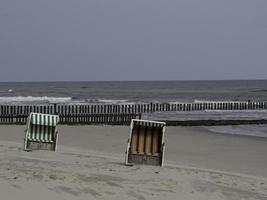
[{"xmin": 0, "ymin": 78, "xmax": 267, "ymax": 83}]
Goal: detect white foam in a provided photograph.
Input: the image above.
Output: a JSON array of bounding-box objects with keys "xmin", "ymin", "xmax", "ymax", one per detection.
[
  {"xmin": 194, "ymin": 99, "xmax": 248, "ymax": 103},
  {"xmin": 95, "ymin": 99, "xmax": 133, "ymax": 104},
  {"xmin": 169, "ymin": 101, "xmax": 187, "ymax": 104},
  {"xmin": 0, "ymin": 96, "xmax": 72, "ymax": 104}
]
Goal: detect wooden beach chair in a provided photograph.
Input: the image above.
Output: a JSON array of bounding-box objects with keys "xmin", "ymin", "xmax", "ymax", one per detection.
[
  {"xmin": 125, "ymin": 119, "xmax": 166, "ymax": 167},
  {"xmin": 24, "ymin": 112, "xmax": 59, "ymax": 152}
]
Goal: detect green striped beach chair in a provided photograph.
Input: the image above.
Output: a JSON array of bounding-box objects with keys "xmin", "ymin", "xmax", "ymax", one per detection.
[
  {"xmin": 24, "ymin": 112, "xmax": 59, "ymax": 151},
  {"xmin": 125, "ymin": 119, "xmax": 166, "ymax": 167}
]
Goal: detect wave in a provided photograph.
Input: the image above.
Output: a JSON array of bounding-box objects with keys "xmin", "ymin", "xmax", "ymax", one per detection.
[
  {"xmin": 0, "ymin": 97, "xmax": 264, "ymax": 105},
  {"xmin": 0, "ymin": 97, "xmax": 145, "ymax": 105},
  {"xmin": 169, "ymin": 101, "xmax": 187, "ymax": 104},
  {"xmin": 92, "ymin": 99, "xmax": 134, "ymax": 104},
  {"xmin": 194, "ymin": 99, "xmax": 248, "ymax": 103},
  {"xmin": 0, "ymin": 96, "xmax": 72, "ymax": 104}
]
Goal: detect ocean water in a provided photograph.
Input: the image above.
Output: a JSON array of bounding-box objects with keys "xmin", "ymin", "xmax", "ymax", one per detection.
[
  {"xmin": 0, "ymin": 80, "xmax": 267, "ymax": 104},
  {"xmin": 1, "ymin": 80, "xmax": 267, "ymax": 138}
]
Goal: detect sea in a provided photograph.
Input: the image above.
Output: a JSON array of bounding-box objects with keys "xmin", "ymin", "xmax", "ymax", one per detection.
[{"xmin": 0, "ymin": 80, "xmax": 267, "ymax": 138}]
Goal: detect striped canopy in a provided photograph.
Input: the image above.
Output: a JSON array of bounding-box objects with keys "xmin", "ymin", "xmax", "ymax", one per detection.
[
  {"xmin": 30, "ymin": 113, "xmax": 59, "ymax": 126},
  {"xmin": 132, "ymin": 119, "xmax": 165, "ymax": 128}
]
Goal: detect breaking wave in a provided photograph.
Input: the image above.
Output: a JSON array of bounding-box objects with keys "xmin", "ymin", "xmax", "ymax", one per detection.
[
  {"xmin": 0, "ymin": 96, "xmax": 72, "ymax": 104},
  {"xmin": 194, "ymin": 99, "xmax": 248, "ymax": 103},
  {"xmin": 87, "ymin": 99, "xmax": 135, "ymax": 104}
]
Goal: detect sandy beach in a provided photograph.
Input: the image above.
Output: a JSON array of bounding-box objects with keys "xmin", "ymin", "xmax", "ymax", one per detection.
[{"xmin": 0, "ymin": 125, "xmax": 267, "ymax": 199}]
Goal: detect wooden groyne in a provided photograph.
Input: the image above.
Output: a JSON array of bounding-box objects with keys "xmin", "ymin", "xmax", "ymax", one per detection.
[
  {"xmin": 0, "ymin": 113, "xmax": 141, "ymax": 125},
  {"xmin": 0, "ymin": 101, "xmax": 266, "ymax": 125},
  {"xmin": 0, "ymin": 101, "xmax": 267, "ymax": 115}
]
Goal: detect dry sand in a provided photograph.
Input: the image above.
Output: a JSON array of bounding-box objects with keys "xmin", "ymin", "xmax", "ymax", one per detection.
[{"xmin": 0, "ymin": 125, "xmax": 267, "ymax": 200}]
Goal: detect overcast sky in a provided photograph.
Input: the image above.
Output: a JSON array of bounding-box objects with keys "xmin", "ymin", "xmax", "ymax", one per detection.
[{"xmin": 0, "ymin": 0, "xmax": 267, "ymax": 81}]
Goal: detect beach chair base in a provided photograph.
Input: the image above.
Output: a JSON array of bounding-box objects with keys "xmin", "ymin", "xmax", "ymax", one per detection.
[
  {"xmin": 125, "ymin": 119, "xmax": 166, "ymax": 167},
  {"xmin": 25, "ymin": 140, "xmax": 56, "ymax": 152},
  {"xmin": 127, "ymin": 154, "xmax": 162, "ymax": 166}
]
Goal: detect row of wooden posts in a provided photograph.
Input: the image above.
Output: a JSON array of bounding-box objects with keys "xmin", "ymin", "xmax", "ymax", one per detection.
[
  {"xmin": 0, "ymin": 101, "xmax": 266, "ymax": 125},
  {"xmin": 0, "ymin": 113, "xmax": 142, "ymax": 125},
  {"xmin": 1, "ymin": 101, "xmax": 267, "ymax": 115}
]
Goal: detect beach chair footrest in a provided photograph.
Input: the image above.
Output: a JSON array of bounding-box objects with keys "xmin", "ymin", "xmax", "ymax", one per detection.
[
  {"xmin": 127, "ymin": 154, "xmax": 162, "ymax": 166},
  {"xmin": 27, "ymin": 139, "xmax": 54, "ymax": 143},
  {"xmin": 26, "ymin": 141, "xmax": 56, "ymax": 151}
]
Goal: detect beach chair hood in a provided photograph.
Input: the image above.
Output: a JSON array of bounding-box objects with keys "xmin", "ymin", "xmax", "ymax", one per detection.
[
  {"xmin": 30, "ymin": 113, "xmax": 59, "ymax": 126},
  {"xmin": 132, "ymin": 120, "xmax": 165, "ymax": 128}
]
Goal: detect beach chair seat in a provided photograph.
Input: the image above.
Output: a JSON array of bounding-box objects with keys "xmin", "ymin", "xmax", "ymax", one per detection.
[
  {"xmin": 24, "ymin": 112, "xmax": 59, "ymax": 151},
  {"xmin": 125, "ymin": 119, "xmax": 166, "ymax": 167}
]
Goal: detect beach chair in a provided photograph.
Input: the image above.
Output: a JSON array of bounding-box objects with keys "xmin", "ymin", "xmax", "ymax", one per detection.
[
  {"xmin": 125, "ymin": 119, "xmax": 166, "ymax": 167},
  {"xmin": 24, "ymin": 112, "xmax": 59, "ymax": 152}
]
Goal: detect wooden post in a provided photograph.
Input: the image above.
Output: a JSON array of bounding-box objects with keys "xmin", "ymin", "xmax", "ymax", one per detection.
[
  {"xmin": 126, "ymin": 105, "xmax": 130, "ymax": 113},
  {"xmin": 54, "ymin": 104, "xmax": 57, "ymax": 114},
  {"xmin": 143, "ymin": 104, "xmax": 147, "ymax": 113}
]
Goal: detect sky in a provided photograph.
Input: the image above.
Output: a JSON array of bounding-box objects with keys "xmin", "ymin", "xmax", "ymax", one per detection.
[{"xmin": 0, "ymin": 0, "xmax": 267, "ymax": 81}]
